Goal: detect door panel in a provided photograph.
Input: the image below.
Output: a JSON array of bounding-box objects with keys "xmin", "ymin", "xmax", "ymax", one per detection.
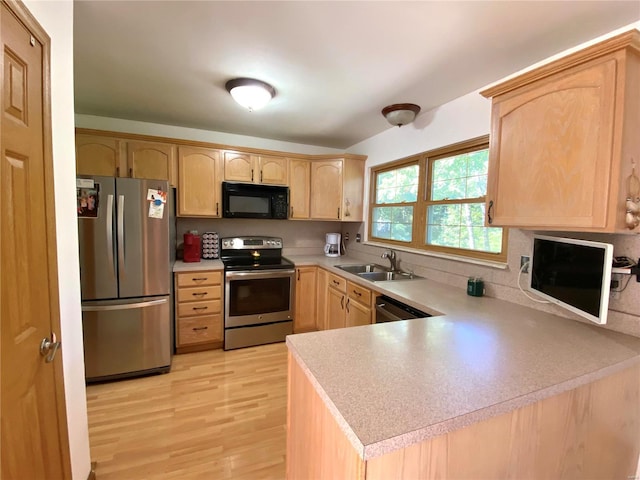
[
  {"xmin": 117, "ymin": 178, "xmax": 170, "ymax": 298},
  {"xmin": 78, "ymin": 175, "xmax": 118, "ymax": 300},
  {"xmin": 1, "ymin": 3, "xmax": 70, "ymax": 478}
]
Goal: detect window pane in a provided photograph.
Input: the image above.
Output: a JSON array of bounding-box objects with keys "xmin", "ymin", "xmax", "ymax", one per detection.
[
  {"xmin": 426, "ymin": 202, "xmax": 503, "ymax": 253},
  {"xmin": 466, "ymin": 175, "xmax": 487, "ymax": 199},
  {"xmin": 431, "ymin": 148, "xmax": 489, "ymax": 200},
  {"xmin": 372, "ymin": 206, "xmax": 413, "ymax": 242},
  {"xmin": 375, "ymin": 165, "xmax": 419, "ymax": 204}
]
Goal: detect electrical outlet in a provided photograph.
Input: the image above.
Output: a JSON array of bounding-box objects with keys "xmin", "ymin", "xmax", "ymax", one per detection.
[
  {"xmin": 344, "ymin": 232, "xmax": 349, "ymax": 241},
  {"xmin": 520, "ymin": 256, "xmax": 530, "ymax": 273}
]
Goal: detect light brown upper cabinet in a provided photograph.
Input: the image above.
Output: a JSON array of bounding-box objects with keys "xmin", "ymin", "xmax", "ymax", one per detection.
[
  {"xmin": 480, "ymin": 30, "xmax": 640, "ymax": 233},
  {"xmin": 76, "ymin": 133, "xmax": 177, "ymax": 186},
  {"xmin": 127, "ymin": 140, "xmax": 177, "ymax": 186},
  {"xmin": 310, "ymin": 156, "xmax": 365, "ymax": 221},
  {"xmin": 177, "ymin": 146, "xmax": 222, "ymax": 217},
  {"xmin": 289, "ymin": 159, "xmax": 311, "ymax": 219},
  {"xmin": 76, "ymin": 134, "xmax": 124, "ymax": 177},
  {"xmin": 223, "ymin": 150, "xmax": 288, "ymax": 185}
]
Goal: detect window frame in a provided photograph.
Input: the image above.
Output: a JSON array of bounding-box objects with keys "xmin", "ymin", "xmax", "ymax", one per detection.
[{"xmin": 368, "ymin": 135, "xmax": 508, "ymax": 262}]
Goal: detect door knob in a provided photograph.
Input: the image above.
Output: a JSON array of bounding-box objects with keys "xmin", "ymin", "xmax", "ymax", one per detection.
[{"xmin": 40, "ymin": 332, "xmax": 61, "ymax": 363}]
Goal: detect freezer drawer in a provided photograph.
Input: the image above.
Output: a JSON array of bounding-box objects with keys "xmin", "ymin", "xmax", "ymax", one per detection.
[{"xmin": 82, "ymin": 296, "xmax": 171, "ymax": 382}]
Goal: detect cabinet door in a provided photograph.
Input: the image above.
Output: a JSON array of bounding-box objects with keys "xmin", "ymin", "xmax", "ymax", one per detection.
[
  {"xmin": 75, "ymin": 134, "xmax": 124, "ymax": 177},
  {"xmin": 486, "ymin": 57, "xmax": 617, "ymax": 229},
  {"xmin": 127, "ymin": 140, "xmax": 176, "ymax": 185},
  {"xmin": 327, "ymin": 286, "xmax": 346, "ymax": 330},
  {"xmin": 294, "ymin": 267, "xmax": 317, "ymax": 333},
  {"xmin": 316, "ymin": 268, "xmax": 328, "ymax": 330},
  {"xmin": 310, "ymin": 160, "xmax": 343, "ymax": 220},
  {"xmin": 289, "ymin": 159, "xmax": 311, "ymax": 219},
  {"xmin": 223, "ymin": 151, "xmax": 255, "ymax": 183},
  {"xmin": 258, "ymin": 155, "xmax": 288, "ymax": 185},
  {"xmin": 178, "ymin": 146, "xmax": 221, "ymax": 217},
  {"xmin": 346, "ymin": 299, "xmax": 371, "ymax": 327}
]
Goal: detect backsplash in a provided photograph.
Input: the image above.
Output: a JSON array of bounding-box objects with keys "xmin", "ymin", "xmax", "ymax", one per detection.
[
  {"xmin": 176, "ymin": 218, "xmax": 344, "ymax": 256},
  {"xmin": 342, "ymin": 224, "xmax": 640, "ymax": 338}
]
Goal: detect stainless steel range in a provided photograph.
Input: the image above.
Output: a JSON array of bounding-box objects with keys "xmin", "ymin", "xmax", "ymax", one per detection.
[{"xmin": 221, "ymin": 236, "xmax": 295, "ymax": 350}]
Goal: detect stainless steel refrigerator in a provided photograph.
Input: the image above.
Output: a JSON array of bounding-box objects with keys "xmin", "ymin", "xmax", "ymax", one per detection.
[{"xmin": 78, "ymin": 176, "xmax": 171, "ymax": 382}]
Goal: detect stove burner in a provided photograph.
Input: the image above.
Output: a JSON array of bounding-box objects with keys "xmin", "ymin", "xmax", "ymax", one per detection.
[{"xmin": 220, "ymin": 236, "xmax": 293, "ymax": 271}]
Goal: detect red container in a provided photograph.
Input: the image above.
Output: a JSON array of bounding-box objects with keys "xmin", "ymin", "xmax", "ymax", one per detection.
[{"xmin": 183, "ymin": 232, "xmax": 201, "ymax": 263}]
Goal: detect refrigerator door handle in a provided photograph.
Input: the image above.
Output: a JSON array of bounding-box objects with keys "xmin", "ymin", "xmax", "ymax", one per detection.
[
  {"xmin": 82, "ymin": 298, "xmax": 168, "ymax": 312},
  {"xmin": 106, "ymin": 194, "xmax": 115, "ymax": 278},
  {"xmin": 117, "ymin": 194, "xmax": 125, "ymax": 275}
]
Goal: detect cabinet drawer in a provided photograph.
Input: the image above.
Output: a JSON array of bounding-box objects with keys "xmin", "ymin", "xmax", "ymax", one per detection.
[
  {"xmin": 176, "ymin": 271, "xmax": 221, "ymax": 287},
  {"xmin": 347, "ymin": 281, "xmax": 371, "ymax": 306},
  {"xmin": 327, "ymin": 273, "xmax": 346, "ymax": 292},
  {"xmin": 178, "ymin": 299, "xmax": 221, "ymax": 317},
  {"xmin": 177, "ymin": 285, "xmax": 221, "ymax": 303},
  {"xmin": 177, "ymin": 315, "xmax": 222, "ymax": 346}
]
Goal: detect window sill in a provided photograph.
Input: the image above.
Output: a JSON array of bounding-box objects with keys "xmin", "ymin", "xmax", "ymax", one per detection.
[{"xmin": 362, "ymin": 240, "xmax": 509, "ymax": 270}]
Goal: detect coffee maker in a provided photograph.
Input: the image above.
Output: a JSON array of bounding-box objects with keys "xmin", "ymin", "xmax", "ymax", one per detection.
[{"xmin": 324, "ymin": 232, "xmax": 341, "ymax": 257}]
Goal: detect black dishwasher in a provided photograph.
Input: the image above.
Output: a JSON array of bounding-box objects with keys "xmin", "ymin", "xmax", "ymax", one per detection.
[{"xmin": 375, "ymin": 295, "xmax": 431, "ymax": 323}]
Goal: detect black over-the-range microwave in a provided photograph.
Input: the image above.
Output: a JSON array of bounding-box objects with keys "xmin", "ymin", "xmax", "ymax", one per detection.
[{"xmin": 222, "ymin": 182, "xmax": 289, "ymax": 219}]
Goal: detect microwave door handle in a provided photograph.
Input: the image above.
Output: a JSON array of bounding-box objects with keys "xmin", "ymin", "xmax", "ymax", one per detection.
[{"xmin": 117, "ymin": 194, "xmax": 125, "ymax": 274}]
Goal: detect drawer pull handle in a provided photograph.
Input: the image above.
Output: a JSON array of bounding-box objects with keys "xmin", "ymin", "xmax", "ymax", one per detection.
[
  {"xmin": 192, "ymin": 292, "xmax": 208, "ymax": 297},
  {"xmin": 193, "ymin": 306, "xmax": 208, "ymax": 311},
  {"xmin": 332, "ymin": 280, "xmax": 340, "ymax": 285},
  {"xmin": 352, "ymin": 290, "xmax": 361, "ymax": 296},
  {"xmin": 192, "ymin": 326, "xmax": 208, "ymax": 331},
  {"xmin": 192, "ymin": 277, "xmax": 208, "ymax": 281}
]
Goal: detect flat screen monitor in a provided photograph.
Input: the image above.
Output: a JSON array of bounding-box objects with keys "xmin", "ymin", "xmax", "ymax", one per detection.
[{"xmin": 529, "ymin": 234, "xmax": 613, "ymax": 325}]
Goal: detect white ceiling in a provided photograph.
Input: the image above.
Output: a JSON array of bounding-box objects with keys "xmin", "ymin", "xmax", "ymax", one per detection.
[{"xmin": 74, "ymin": 1, "xmax": 640, "ymax": 149}]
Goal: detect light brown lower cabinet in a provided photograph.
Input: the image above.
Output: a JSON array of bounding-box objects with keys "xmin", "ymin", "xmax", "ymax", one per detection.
[
  {"xmin": 175, "ymin": 270, "xmax": 223, "ymax": 352},
  {"xmin": 324, "ymin": 272, "xmax": 374, "ymax": 330},
  {"xmin": 315, "ymin": 268, "xmax": 328, "ymax": 330},
  {"xmin": 287, "ymin": 354, "xmax": 640, "ymax": 479},
  {"xmin": 293, "ymin": 266, "xmax": 317, "ymax": 333}
]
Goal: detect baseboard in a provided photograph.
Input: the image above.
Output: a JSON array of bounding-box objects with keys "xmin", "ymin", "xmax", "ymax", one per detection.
[{"xmin": 87, "ymin": 461, "xmax": 97, "ymax": 480}]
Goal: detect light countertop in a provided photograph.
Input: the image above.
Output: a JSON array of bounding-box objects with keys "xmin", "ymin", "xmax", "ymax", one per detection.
[
  {"xmin": 284, "ymin": 255, "xmax": 640, "ymax": 460},
  {"xmin": 173, "ymin": 259, "xmax": 223, "ymax": 272}
]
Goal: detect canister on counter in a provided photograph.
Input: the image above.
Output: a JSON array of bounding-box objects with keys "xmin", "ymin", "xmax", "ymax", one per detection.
[{"xmin": 467, "ymin": 277, "xmax": 485, "ymax": 297}]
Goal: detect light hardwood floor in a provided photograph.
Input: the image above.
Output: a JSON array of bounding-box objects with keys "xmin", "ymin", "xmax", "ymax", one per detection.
[{"xmin": 86, "ymin": 343, "xmax": 288, "ymax": 479}]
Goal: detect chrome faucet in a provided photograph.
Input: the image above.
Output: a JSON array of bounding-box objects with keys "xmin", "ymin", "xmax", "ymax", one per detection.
[{"xmin": 381, "ymin": 250, "xmax": 398, "ymax": 272}]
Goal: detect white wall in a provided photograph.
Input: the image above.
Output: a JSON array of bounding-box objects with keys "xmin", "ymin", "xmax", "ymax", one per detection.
[
  {"xmin": 22, "ymin": 2, "xmax": 91, "ymax": 479},
  {"xmin": 75, "ymin": 114, "xmax": 343, "ymax": 156}
]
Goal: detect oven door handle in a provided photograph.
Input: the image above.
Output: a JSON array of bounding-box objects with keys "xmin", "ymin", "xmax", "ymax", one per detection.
[{"xmin": 225, "ymin": 269, "xmax": 295, "ymax": 280}]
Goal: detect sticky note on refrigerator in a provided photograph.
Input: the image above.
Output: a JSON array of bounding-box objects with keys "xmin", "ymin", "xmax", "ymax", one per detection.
[
  {"xmin": 147, "ymin": 189, "xmax": 167, "ymax": 203},
  {"xmin": 148, "ymin": 202, "xmax": 164, "ymax": 219}
]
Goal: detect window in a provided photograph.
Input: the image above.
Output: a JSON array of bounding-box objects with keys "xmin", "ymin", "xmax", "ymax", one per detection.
[{"xmin": 369, "ymin": 136, "xmax": 507, "ymax": 262}]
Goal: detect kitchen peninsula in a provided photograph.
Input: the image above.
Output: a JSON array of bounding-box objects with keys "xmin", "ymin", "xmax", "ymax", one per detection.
[{"xmin": 285, "ymin": 260, "xmax": 640, "ymax": 479}]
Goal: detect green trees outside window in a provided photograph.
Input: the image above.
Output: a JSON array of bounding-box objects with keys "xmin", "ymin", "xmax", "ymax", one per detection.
[{"xmin": 369, "ymin": 136, "xmax": 507, "ymax": 262}]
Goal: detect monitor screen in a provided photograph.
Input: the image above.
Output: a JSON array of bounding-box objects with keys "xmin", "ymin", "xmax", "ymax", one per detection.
[{"xmin": 529, "ymin": 235, "xmax": 613, "ymax": 325}]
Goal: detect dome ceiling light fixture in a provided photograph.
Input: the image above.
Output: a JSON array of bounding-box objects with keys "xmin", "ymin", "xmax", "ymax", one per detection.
[
  {"xmin": 381, "ymin": 103, "xmax": 421, "ymax": 127},
  {"xmin": 225, "ymin": 78, "xmax": 276, "ymax": 112}
]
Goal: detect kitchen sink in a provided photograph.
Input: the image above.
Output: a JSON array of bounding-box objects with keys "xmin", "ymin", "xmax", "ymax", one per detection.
[
  {"xmin": 357, "ymin": 271, "xmax": 422, "ymax": 282},
  {"xmin": 335, "ymin": 263, "xmax": 389, "ymax": 274}
]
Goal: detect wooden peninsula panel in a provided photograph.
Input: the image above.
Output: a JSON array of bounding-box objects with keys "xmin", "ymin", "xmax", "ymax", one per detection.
[
  {"xmin": 286, "ymin": 352, "xmax": 364, "ymax": 480},
  {"xmin": 287, "ymin": 348, "xmax": 640, "ymax": 480}
]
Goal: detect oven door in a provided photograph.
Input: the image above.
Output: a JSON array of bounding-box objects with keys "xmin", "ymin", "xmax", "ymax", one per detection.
[{"xmin": 225, "ymin": 269, "xmax": 295, "ymax": 327}]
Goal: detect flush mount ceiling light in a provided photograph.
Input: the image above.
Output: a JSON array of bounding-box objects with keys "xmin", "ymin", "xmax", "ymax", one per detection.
[
  {"xmin": 381, "ymin": 103, "xmax": 421, "ymax": 127},
  {"xmin": 225, "ymin": 78, "xmax": 276, "ymax": 112}
]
